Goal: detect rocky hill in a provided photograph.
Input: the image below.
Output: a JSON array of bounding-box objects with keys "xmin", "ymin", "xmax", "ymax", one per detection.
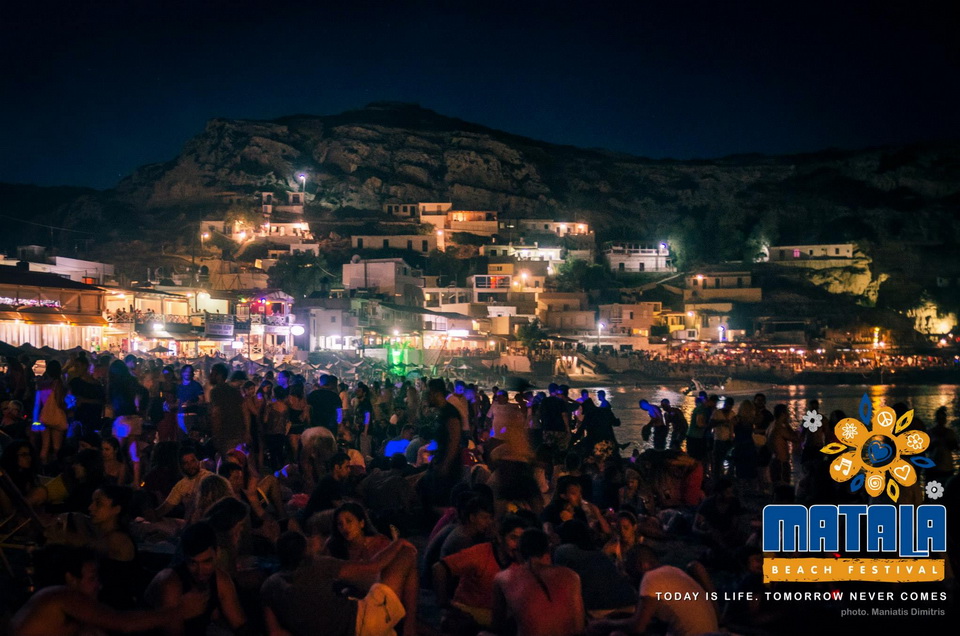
[
  {"xmin": 3, "ymin": 101, "xmax": 959, "ymax": 275},
  {"xmin": 109, "ymin": 102, "xmax": 960, "ymax": 257}
]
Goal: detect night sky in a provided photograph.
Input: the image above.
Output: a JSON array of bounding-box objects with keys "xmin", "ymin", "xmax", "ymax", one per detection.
[{"xmin": 2, "ymin": 0, "xmax": 957, "ymax": 189}]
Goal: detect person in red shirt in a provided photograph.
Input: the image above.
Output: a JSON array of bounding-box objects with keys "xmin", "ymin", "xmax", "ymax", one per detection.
[{"xmin": 433, "ymin": 514, "xmax": 529, "ymax": 630}]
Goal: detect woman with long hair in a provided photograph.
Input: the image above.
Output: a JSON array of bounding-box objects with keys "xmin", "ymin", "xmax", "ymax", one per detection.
[
  {"xmin": 328, "ymin": 502, "xmax": 420, "ymax": 636},
  {"xmin": 190, "ymin": 473, "xmax": 235, "ymax": 524},
  {"xmin": 0, "ymin": 439, "xmax": 47, "ymax": 512},
  {"xmin": 33, "ymin": 359, "xmax": 68, "ymax": 468},
  {"xmin": 107, "ymin": 360, "xmax": 146, "ymax": 487},
  {"xmin": 101, "ymin": 436, "xmax": 132, "ymax": 486}
]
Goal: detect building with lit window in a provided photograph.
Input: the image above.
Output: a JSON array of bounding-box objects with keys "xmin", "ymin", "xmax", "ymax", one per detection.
[
  {"xmin": 765, "ymin": 243, "xmax": 855, "ymax": 262},
  {"xmin": 352, "ymin": 234, "xmax": 439, "ymax": 254},
  {"xmin": 0, "ymin": 265, "xmax": 106, "ymax": 349},
  {"xmin": 602, "ymin": 242, "xmax": 674, "ymax": 273},
  {"xmin": 342, "ymin": 257, "xmax": 424, "ymax": 306}
]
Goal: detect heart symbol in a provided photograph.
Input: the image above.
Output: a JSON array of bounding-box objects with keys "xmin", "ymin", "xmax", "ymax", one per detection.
[
  {"xmin": 893, "ymin": 465, "xmax": 912, "ymax": 482},
  {"xmin": 866, "ymin": 440, "xmax": 892, "ymax": 464}
]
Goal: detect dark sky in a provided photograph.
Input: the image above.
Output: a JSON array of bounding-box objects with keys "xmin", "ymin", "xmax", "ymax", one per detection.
[{"xmin": 2, "ymin": 0, "xmax": 957, "ymax": 189}]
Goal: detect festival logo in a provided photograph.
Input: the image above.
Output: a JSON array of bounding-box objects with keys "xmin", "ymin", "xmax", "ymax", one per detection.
[
  {"xmin": 820, "ymin": 395, "xmax": 936, "ymax": 500},
  {"xmin": 762, "ymin": 395, "xmax": 947, "ymax": 583}
]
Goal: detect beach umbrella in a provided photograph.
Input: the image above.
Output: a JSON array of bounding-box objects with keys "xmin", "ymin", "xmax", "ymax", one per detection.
[
  {"xmin": 0, "ymin": 340, "xmax": 21, "ymax": 358},
  {"xmin": 17, "ymin": 343, "xmax": 48, "ymax": 359},
  {"xmin": 148, "ymin": 345, "xmax": 172, "ymax": 354}
]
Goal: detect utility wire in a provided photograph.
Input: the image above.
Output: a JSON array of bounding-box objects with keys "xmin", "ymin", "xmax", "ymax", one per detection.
[{"xmin": 0, "ymin": 213, "xmax": 97, "ymax": 234}]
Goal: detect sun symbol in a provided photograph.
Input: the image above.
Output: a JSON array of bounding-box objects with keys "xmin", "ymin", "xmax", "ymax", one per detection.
[{"xmin": 820, "ymin": 397, "xmax": 931, "ymax": 501}]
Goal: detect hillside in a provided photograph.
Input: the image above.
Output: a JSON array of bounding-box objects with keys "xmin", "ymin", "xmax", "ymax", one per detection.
[{"xmin": 2, "ymin": 102, "xmax": 959, "ymax": 282}]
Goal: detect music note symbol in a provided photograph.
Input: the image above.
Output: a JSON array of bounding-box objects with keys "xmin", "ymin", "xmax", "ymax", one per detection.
[{"xmin": 833, "ymin": 457, "xmax": 853, "ymax": 476}]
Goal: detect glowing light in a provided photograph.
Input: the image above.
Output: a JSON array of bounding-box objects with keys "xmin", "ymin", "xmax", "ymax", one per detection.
[
  {"xmin": 449, "ymin": 329, "xmax": 469, "ymax": 337},
  {"xmin": 696, "ymin": 274, "xmax": 704, "ymax": 280},
  {"xmin": 687, "ymin": 311, "xmax": 695, "ymax": 317},
  {"xmin": 231, "ymin": 340, "xmax": 244, "ymax": 349},
  {"xmin": 393, "ymin": 329, "xmax": 400, "ymax": 336},
  {"xmin": 151, "ymin": 322, "xmax": 162, "ymax": 331},
  {"xmin": 291, "ymin": 325, "xmax": 305, "ymax": 336}
]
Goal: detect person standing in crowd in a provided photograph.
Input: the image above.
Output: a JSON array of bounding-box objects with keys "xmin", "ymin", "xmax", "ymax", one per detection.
[
  {"xmin": 176, "ymin": 365, "xmax": 205, "ymax": 436},
  {"xmin": 710, "ymin": 397, "xmax": 736, "ymax": 478},
  {"xmin": 660, "ymin": 398, "xmax": 687, "ymax": 450},
  {"xmin": 307, "ymin": 374, "xmax": 342, "ymax": 438},
  {"xmin": 107, "ymin": 360, "xmax": 148, "ymax": 486},
  {"xmin": 33, "ymin": 359, "xmax": 68, "ymax": 469},
  {"xmin": 766, "ymin": 404, "xmax": 799, "ymax": 486},
  {"xmin": 207, "ymin": 363, "xmax": 248, "ymax": 462},
  {"xmin": 686, "ymin": 394, "xmax": 717, "ymax": 473},
  {"xmin": 539, "ymin": 383, "xmax": 571, "ymax": 457},
  {"xmin": 67, "ymin": 354, "xmax": 105, "ymax": 438},
  {"xmin": 422, "ymin": 378, "xmax": 463, "ymax": 515}
]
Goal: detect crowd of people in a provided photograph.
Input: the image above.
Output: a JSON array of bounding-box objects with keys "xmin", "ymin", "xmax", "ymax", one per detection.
[{"xmin": 0, "ymin": 350, "xmax": 958, "ymax": 635}]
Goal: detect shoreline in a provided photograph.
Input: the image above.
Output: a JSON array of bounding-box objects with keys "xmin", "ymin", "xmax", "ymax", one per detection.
[{"xmin": 511, "ymin": 368, "xmax": 960, "ymax": 389}]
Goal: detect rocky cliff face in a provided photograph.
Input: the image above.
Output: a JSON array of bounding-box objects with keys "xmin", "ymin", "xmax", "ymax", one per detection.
[{"xmin": 108, "ymin": 103, "xmax": 960, "ymax": 257}]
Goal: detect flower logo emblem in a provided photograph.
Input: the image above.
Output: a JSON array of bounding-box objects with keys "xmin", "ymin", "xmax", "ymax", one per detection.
[
  {"xmin": 820, "ymin": 395, "xmax": 934, "ymax": 501},
  {"xmin": 802, "ymin": 410, "xmax": 823, "ymax": 432},
  {"xmin": 925, "ymin": 481, "xmax": 944, "ymax": 500}
]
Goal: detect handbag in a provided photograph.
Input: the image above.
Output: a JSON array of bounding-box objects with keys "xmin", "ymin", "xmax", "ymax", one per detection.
[{"xmin": 40, "ymin": 394, "xmax": 69, "ymax": 431}]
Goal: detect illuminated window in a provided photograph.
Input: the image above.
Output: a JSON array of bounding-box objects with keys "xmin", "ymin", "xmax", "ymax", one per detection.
[{"xmin": 793, "ymin": 249, "xmax": 801, "ymax": 258}]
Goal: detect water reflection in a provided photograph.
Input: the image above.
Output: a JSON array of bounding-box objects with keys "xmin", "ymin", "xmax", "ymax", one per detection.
[{"xmin": 589, "ymin": 383, "xmax": 959, "ymax": 448}]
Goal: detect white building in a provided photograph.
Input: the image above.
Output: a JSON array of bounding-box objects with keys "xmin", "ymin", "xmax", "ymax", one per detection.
[
  {"xmin": 0, "ymin": 265, "xmax": 106, "ymax": 349},
  {"xmin": 261, "ymin": 191, "xmax": 305, "ymax": 215},
  {"xmin": 602, "ymin": 242, "xmax": 674, "ymax": 273},
  {"xmin": 500, "ymin": 220, "xmax": 592, "ymax": 236},
  {"xmin": 764, "ymin": 243, "xmax": 856, "ymax": 262},
  {"xmin": 342, "ymin": 257, "xmax": 424, "ymax": 306},
  {"xmin": 352, "ymin": 234, "xmax": 439, "ymax": 254},
  {"xmin": 479, "ymin": 242, "xmax": 562, "ymax": 264},
  {"xmin": 1, "ymin": 247, "xmax": 115, "ymax": 285}
]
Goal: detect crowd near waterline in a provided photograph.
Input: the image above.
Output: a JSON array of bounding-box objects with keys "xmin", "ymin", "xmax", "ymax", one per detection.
[{"xmin": 0, "ymin": 351, "xmax": 958, "ymax": 635}]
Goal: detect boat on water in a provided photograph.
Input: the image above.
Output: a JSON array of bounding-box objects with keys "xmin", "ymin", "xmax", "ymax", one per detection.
[{"xmin": 680, "ymin": 377, "xmax": 776, "ymax": 396}]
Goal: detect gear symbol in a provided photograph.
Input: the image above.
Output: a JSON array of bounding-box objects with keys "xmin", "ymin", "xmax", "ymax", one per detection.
[
  {"xmin": 841, "ymin": 421, "xmax": 858, "ymax": 440},
  {"xmin": 802, "ymin": 410, "xmax": 823, "ymax": 432},
  {"xmin": 906, "ymin": 433, "xmax": 925, "ymax": 451},
  {"xmin": 925, "ymin": 481, "xmax": 944, "ymax": 500}
]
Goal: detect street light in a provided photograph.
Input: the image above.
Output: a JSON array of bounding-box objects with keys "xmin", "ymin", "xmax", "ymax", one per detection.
[
  {"xmin": 200, "ymin": 232, "xmax": 209, "ymax": 253},
  {"xmin": 299, "ymin": 174, "xmax": 306, "ymax": 192},
  {"xmin": 597, "ymin": 322, "xmax": 605, "ymax": 350}
]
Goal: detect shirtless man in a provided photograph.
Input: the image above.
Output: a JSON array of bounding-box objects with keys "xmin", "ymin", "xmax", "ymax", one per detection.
[
  {"xmin": 482, "ymin": 528, "xmax": 585, "ymax": 636},
  {"xmin": 10, "ymin": 545, "xmax": 198, "ymax": 636},
  {"xmin": 145, "ymin": 522, "xmax": 250, "ymax": 636}
]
